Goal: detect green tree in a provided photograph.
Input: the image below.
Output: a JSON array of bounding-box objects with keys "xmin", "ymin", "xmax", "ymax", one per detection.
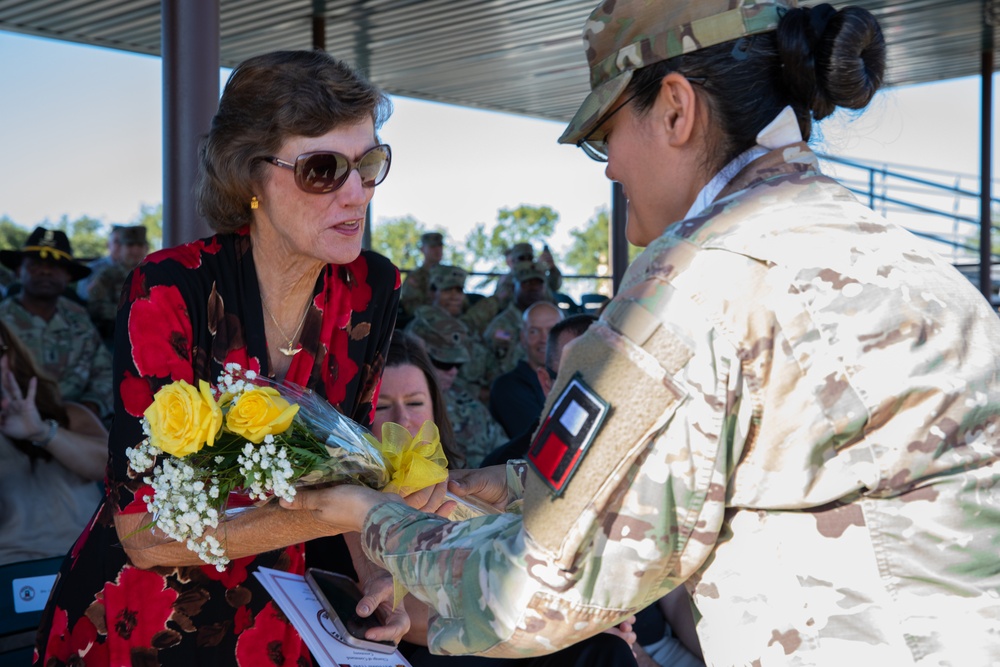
[
  {"xmin": 563, "ymin": 207, "xmax": 641, "ymax": 295},
  {"xmin": 463, "ymin": 204, "xmax": 559, "ymax": 274},
  {"xmin": 132, "ymin": 203, "xmax": 164, "ymax": 250},
  {"xmin": 49, "ymin": 214, "xmax": 106, "ymax": 259},
  {"xmin": 0, "ymin": 216, "xmax": 29, "ymax": 250},
  {"xmin": 372, "ymin": 215, "xmax": 433, "ymax": 269}
]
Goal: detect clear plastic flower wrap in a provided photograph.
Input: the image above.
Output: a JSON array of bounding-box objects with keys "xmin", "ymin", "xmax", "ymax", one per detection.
[{"xmin": 125, "ymin": 363, "xmax": 467, "ymax": 570}]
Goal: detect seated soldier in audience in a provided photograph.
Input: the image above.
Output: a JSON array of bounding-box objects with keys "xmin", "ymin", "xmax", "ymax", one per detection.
[
  {"xmin": 481, "ymin": 313, "xmax": 596, "ymax": 466},
  {"xmin": 412, "ymin": 264, "xmax": 496, "ymax": 402},
  {"xmin": 482, "ymin": 260, "xmax": 550, "ymax": 376},
  {"xmin": 493, "ymin": 243, "xmax": 562, "ymax": 309},
  {"xmin": 489, "ymin": 301, "xmax": 563, "ymax": 439},
  {"xmin": 0, "ymin": 227, "xmax": 114, "ymax": 422},
  {"xmin": 0, "ymin": 320, "xmax": 108, "ymax": 566},
  {"xmin": 406, "ymin": 312, "xmax": 506, "ymax": 468},
  {"xmin": 78, "ymin": 224, "xmax": 149, "ymax": 349},
  {"xmin": 400, "ymin": 231, "xmax": 444, "ymax": 319}
]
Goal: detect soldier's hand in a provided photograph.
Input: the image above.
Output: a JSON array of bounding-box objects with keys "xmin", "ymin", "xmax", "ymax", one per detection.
[
  {"xmin": 400, "ymin": 481, "xmax": 457, "ymax": 518},
  {"xmin": 447, "ymin": 466, "xmax": 509, "ymax": 512}
]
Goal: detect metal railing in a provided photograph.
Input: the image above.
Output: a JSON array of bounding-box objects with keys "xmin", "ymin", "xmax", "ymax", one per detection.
[
  {"xmin": 405, "ymin": 156, "xmax": 1000, "ymax": 304},
  {"xmin": 817, "ymin": 153, "xmax": 1000, "ymax": 264}
]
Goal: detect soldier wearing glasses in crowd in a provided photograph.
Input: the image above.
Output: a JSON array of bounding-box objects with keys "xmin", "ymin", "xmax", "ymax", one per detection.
[
  {"xmin": 284, "ymin": 1, "xmax": 1000, "ymax": 665},
  {"xmin": 406, "ymin": 311, "xmax": 507, "ymax": 469}
]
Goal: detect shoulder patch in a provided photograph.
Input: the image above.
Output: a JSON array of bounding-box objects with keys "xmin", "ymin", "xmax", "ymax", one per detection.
[{"xmin": 527, "ymin": 373, "xmax": 609, "ymax": 496}]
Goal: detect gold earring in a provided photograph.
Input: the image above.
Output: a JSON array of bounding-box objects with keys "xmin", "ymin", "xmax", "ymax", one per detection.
[{"xmin": 250, "ymin": 196, "xmax": 260, "ymax": 210}]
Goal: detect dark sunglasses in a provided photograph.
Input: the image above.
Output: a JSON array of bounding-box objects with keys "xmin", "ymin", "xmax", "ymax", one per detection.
[
  {"xmin": 579, "ymin": 77, "xmax": 707, "ymax": 162},
  {"xmin": 431, "ymin": 359, "xmax": 463, "ymax": 372},
  {"xmin": 258, "ymin": 144, "xmax": 392, "ymax": 194}
]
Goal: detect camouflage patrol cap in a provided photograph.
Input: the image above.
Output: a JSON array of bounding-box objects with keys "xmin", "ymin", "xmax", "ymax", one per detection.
[
  {"xmin": 512, "ymin": 260, "xmax": 546, "ymax": 285},
  {"xmin": 113, "ymin": 225, "xmax": 148, "ymax": 245},
  {"xmin": 506, "ymin": 242, "xmax": 533, "ymax": 260},
  {"xmin": 420, "ymin": 232, "xmax": 444, "ymax": 247},
  {"xmin": 559, "ymin": 0, "xmax": 797, "ymax": 145},
  {"xmin": 430, "ymin": 264, "xmax": 468, "ymax": 291},
  {"xmin": 407, "ymin": 308, "xmax": 472, "ymax": 365}
]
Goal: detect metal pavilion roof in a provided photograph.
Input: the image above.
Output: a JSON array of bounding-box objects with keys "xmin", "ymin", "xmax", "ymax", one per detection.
[{"xmin": 1, "ymin": 0, "xmax": 998, "ymax": 124}]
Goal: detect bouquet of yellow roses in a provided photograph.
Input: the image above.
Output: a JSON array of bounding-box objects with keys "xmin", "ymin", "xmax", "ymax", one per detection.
[{"xmin": 126, "ymin": 363, "xmax": 450, "ymax": 569}]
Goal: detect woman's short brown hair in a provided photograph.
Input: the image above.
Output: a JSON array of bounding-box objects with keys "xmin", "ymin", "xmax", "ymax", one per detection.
[{"xmin": 196, "ymin": 50, "xmax": 393, "ymax": 233}]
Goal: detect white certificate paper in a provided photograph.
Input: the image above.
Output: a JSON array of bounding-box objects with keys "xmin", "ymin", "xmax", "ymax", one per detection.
[{"xmin": 254, "ymin": 567, "xmax": 412, "ymax": 667}]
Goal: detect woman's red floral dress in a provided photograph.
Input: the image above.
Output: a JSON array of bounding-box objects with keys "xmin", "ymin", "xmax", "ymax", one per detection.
[{"xmin": 32, "ymin": 231, "xmax": 400, "ymax": 666}]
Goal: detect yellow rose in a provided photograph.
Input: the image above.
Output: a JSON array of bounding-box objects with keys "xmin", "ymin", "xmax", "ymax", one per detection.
[
  {"xmin": 225, "ymin": 387, "xmax": 299, "ymax": 443},
  {"xmin": 144, "ymin": 379, "xmax": 223, "ymax": 458}
]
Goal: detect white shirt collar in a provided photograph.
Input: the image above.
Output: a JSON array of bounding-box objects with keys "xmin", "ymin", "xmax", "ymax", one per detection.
[{"xmin": 683, "ymin": 106, "xmax": 803, "ymax": 219}]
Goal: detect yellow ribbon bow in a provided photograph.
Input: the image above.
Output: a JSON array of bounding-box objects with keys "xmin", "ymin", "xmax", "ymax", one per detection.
[{"xmin": 368, "ymin": 420, "xmax": 450, "ymax": 607}]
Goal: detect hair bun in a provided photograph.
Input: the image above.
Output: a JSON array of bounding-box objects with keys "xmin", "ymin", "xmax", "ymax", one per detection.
[{"xmin": 777, "ymin": 4, "xmax": 886, "ymax": 121}]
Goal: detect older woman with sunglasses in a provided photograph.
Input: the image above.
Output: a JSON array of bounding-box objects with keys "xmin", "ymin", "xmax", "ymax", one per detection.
[
  {"xmin": 33, "ymin": 50, "xmax": 409, "ymax": 666},
  {"xmin": 283, "ymin": 1, "xmax": 1000, "ymax": 665}
]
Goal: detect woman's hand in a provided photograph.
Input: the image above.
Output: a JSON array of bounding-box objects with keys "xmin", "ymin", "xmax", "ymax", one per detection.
[
  {"xmin": 447, "ymin": 466, "xmax": 509, "ymax": 512},
  {"xmin": 280, "ymin": 484, "xmax": 397, "ymax": 533},
  {"xmin": 354, "ymin": 566, "xmax": 411, "ymax": 645},
  {"xmin": 0, "ymin": 356, "xmax": 47, "ymax": 442}
]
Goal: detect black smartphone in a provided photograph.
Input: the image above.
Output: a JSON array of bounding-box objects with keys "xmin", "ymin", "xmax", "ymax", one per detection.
[{"xmin": 305, "ymin": 568, "xmax": 398, "ymax": 654}]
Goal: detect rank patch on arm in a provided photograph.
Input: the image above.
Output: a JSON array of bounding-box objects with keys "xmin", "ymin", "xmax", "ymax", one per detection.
[{"xmin": 527, "ymin": 373, "xmax": 609, "ymax": 496}]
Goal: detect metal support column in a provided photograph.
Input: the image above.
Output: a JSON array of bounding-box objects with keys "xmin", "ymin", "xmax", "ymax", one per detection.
[
  {"xmin": 312, "ymin": 0, "xmax": 326, "ymax": 51},
  {"xmin": 980, "ymin": 1, "xmax": 996, "ymax": 300},
  {"xmin": 610, "ymin": 182, "xmax": 629, "ymax": 295},
  {"xmin": 162, "ymin": 0, "xmax": 219, "ymax": 248}
]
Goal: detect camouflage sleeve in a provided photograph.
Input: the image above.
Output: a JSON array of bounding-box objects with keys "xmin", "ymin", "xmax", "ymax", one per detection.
[
  {"xmin": 399, "ymin": 268, "xmax": 428, "ymax": 316},
  {"xmin": 362, "ymin": 276, "xmax": 747, "ymax": 657}
]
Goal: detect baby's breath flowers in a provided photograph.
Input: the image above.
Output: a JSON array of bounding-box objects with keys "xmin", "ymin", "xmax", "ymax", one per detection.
[{"xmin": 125, "ymin": 364, "xmax": 389, "ymax": 570}]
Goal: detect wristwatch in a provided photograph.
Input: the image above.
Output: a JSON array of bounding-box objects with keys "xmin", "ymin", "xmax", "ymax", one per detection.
[{"xmin": 31, "ymin": 418, "xmax": 59, "ymax": 448}]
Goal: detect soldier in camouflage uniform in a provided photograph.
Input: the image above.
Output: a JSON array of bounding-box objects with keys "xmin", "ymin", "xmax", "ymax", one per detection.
[
  {"xmin": 81, "ymin": 224, "xmax": 149, "ymax": 348},
  {"xmin": 409, "ymin": 264, "xmax": 497, "ymax": 400},
  {"xmin": 399, "ymin": 231, "xmax": 444, "ymax": 318},
  {"xmin": 286, "ymin": 2, "xmax": 1000, "ymax": 665},
  {"xmin": 407, "ymin": 310, "xmax": 507, "ymax": 468},
  {"xmin": 493, "ymin": 242, "xmax": 562, "ymax": 310},
  {"xmin": 0, "ymin": 227, "xmax": 114, "ymax": 421},
  {"xmin": 482, "ymin": 260, "xmax": 550, "ymax": 376}
]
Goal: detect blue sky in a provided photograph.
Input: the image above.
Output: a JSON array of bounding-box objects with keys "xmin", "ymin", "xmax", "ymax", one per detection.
[{"xmin": 1, "ymin": 30, "xmax": 997, "ymax": 263}]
